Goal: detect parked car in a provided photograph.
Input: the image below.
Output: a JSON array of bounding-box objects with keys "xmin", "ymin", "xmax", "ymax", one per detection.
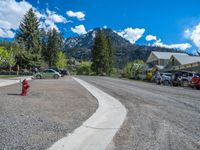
[
  {"xmin": 160, "ymin": 73, "xmax": 172, "ymax": 85},
  {"xmin": 171, "ymin": 71, "xmax": 195, "ymax": 87},
  {"xmin": 34, "ymin": 69, "xmax": 61, "ymax": 79},
  {"xmin": 49, "ymin": 67, "xmax": 69, "ymax": 77},
  {"xmin": 191, "ymin": 73, "xmax": 200, "ymax": 89},
  {"xmin": 154, "ymin": 72, "xmax": 172, "ymax": 85}
]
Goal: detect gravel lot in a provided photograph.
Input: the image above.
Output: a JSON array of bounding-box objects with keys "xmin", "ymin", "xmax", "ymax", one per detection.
[
  {"xmin": 0, "ymin": 77, "xmax": 98, "ymax": 150},
  {"xmin": 78, "ymin": 76, "xmax": 200, "ymax": 150}
]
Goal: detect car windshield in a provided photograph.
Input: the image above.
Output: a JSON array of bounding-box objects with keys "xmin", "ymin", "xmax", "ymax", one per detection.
[
  {"xmin": 44, "ymin": 70, "xmax": 54, "ymax": 73},
  {"xmin": 161, "ymin": 73, "xmax": 171, "ymax": 76},
  {"xmin": 195, "ymin": 73, "xmax": 200, "ymax": 77}
]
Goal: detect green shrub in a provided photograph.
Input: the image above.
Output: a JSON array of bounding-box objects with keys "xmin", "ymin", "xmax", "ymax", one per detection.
[
  {"xmin": 123, "ymin": 60, "xmax": 146, "ymax": 79},
  {"xmin": 77, "ymin": 61, "xmax": 92, "ymax": 75}
]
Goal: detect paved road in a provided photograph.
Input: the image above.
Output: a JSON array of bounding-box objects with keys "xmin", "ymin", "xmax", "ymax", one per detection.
[
  {"xmin": 78, "ymin": 76, "xmax": 200, "ymax": 150},
  {"xmin": 0, "ymin": 78, "xmax": 97, "ymax": 150}
]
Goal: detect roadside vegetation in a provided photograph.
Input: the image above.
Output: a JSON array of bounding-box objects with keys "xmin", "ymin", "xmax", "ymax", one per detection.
[
  {"xmin": 122, "ymin": 60, "xmax": 146, "ymax": 79},
  {"xmin": 77, "ymin": 61, "xmax": 92, "ymax": 75}
]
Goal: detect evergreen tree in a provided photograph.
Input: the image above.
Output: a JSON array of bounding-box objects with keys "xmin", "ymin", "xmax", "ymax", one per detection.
[
  {"xmin": 45, "ymin": 28, "xmax": 64, "ymax": 67},
  {"xmin": 91, "ymin": 30, "xmax": 107, "ymax": 75},
  {"xmin": 16, "ymin": 8, "xmax": 41, "ymax": 68},
  {"xmin": 107, "ymin": 37, "xmax": 114, "ymax": 75},
  {"xmin": 40, "ymin": 29, "xmax": 48, "ymax": 62},
  {"xmin": 91, "ymin": 30, "xmax": 113, "ymax": 75}
]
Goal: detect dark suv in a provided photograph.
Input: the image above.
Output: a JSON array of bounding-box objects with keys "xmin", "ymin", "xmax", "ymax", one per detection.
[
  {"xmin": 49, "ymin": 67, "xmax": 69, "ymax": 77},
  {"xmin": 171, "ymin": 71, "xmax": 195, "ymax": 87}
]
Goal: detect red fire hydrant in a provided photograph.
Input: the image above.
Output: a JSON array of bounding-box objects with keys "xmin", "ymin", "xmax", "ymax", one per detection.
[{"xmin": 21, "ymin": 79, "xmax": 30, "ymax": 96}]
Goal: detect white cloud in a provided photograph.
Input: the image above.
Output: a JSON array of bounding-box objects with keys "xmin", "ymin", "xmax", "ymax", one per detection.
[
  {"xmin": 39, "ymin": 9, "xmax": 69, "ymax": 31},
  {"xmin": 146, "ymin": 33, "xmax": 192, "ymax": 51},
  {"xmin": 103, "ymin": 25, "xmax": 108, "ymax": 29},
  {"xmin": 66, "ymin": 11, "xmax": 85, "ymax": 21},
  {"xmin": 71, "ymin": 25, "xmax": 87, "ymax": 35},
  {"xmin": 38, "ymin": 9, "xmax": 71, "ymax": 32},
  {"xmin": 185, "ymin": 23, "xmax": 200, "ymax": 49},
  {"xmin": 0, "ymin": 0, "xmax": 70, "ymax": 37},
  {"xmin": 153, "ymin": 40, "xmax": 192, "ymax": 51},
  {"xmin": 146, "ymin": 35, "xmax": 157, "ymax": 41},
  {"xmin": 43, "ymin": 19, "xmax": 59, "ymax": 31},
  {"xmin": 0, "ymin": 28, "xmax": 15, "ymax": 38},
  {"xmin": 46, "ymin": 9, "xmax": 68, "ymax": 23},
  {"xmin": 184, "ymin": 29, "xmax": 192, "ymax": 39},
  {"xmin": 35, "ymin": 11, "xmax": 45, "ymax": 19},
  {"xmin": 0, "ymin": 0, "xmax": 32, "ymax": 30},
  {"xmin": 0, "ymin": 0, "xmax": 32, "ymax": 38},
  {"xmin": 117, "ymin": 28, "xmax": 145, "ymax": 44}
]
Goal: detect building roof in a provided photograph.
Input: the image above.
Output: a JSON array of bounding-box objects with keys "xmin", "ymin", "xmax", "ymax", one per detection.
[
  {"xmin": 172, "ymin": 55, "xmax": 200, "ymax": 65},
  {"xmin": 146, "ymin": 51, "xmax": 188, "ymax": 63},
  {"xmin": 152, "ymin": 51, "xmax": 188, "ymax": 59}
]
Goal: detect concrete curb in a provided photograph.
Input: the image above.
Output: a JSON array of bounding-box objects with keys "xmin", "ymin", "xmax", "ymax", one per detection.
[
  {"xmin": 0, "ymin": 76, "xmax": 32, "ymax": 87},
  {"xmin": 48, "ymin": 77, "xmax": 127, "ymax": 150}
]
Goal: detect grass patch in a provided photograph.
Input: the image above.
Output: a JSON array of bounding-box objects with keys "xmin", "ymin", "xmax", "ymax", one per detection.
[{"xmin": 0, "ymin": 75, "xmax": 19, "ymax": 79}]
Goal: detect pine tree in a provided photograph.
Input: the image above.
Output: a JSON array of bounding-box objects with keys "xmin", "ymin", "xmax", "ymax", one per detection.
[
  {"xmin": 16, "ymin": 8, "xmax": 41, "ymax": 68},
  {"xmin": 91, "ymin": 30, "xmax": 111, "ymax": 75},
  {"xmin": 45, "ymin": 28, "xmax": 64, "ymax": 67},
  {"xmin": 107, "ymin": 37, "xmax": 114, "ymax": 75},
  {"xmin": 40, "ymin": 29, "xmax": 48, "ymax": 62}
]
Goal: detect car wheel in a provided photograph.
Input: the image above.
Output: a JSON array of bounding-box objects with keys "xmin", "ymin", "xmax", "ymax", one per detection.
[
  {"xmin": 156, "ymin": 79, "xmax": 160, "ymax": 85},
  {"xmin": 54, "ymin": 74, "xmax": 59, "ymax": 79},
  {"xmin": 164, "ymin": 80, "xmax": 170, "ymax": 86},
  {"xmin": 36, "ymin": 75, "xmax": 42, "ymax": 79},
  {"xmin": 181, "ymin": 80, "xmax": 189, "ymax": 87},
  {"xmin": 196, "ymin": 86, "xmax": 200, "ymax": 90}
]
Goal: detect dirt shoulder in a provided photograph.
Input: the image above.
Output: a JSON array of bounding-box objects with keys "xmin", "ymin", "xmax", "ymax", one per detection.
[{"xmin": 0, "ymin": 77, "xmax": 98, "ymax": 150}]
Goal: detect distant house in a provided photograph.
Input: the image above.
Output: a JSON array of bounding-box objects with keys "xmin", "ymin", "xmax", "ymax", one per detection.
[
  {"xmin": 146, "ymin": 51, "xmax": 200, "ymax": 73},
  {"xmin": 146, "ymin": 51, "xmax": 188, "ymax": 70},
  {"xmin": 166, "ymin": 55, "xmax": 200, "ymax": 72}
]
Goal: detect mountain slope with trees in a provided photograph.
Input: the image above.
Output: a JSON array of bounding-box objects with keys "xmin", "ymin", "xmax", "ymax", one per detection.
[{"xmin": 65, "ymin": 28, "xmax": 181, "ymax": 68}]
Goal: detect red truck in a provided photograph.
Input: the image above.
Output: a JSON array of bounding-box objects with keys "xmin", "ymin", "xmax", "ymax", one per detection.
[{"xmin": 191, "ymin": 73, "xmax": 200, "ymax": 89}]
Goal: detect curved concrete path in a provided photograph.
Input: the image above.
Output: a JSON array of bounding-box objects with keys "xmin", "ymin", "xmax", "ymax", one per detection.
[{"xmin": 48, "ymin": 77, "xmax": 127, "ymax": 150}]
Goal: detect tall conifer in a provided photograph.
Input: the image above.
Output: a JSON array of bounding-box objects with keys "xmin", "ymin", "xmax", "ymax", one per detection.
[
  {"xmin": 91, "ymin": 30, "xmax": 113, "ymax": 75},
  {"xmin": 16, "ymin": 8, "xmax": 41, "ymax": 67}
]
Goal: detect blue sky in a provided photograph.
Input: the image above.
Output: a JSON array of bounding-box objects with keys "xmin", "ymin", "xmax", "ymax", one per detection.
[{"xmin": 1, "ymin": 0, "xmax": 200, "ymax": 54}]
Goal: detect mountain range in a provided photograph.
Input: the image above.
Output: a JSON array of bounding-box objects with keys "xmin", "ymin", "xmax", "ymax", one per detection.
[{"xmin": 64, "ymin": 28, "xmax": 180, "ymax": 68}]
